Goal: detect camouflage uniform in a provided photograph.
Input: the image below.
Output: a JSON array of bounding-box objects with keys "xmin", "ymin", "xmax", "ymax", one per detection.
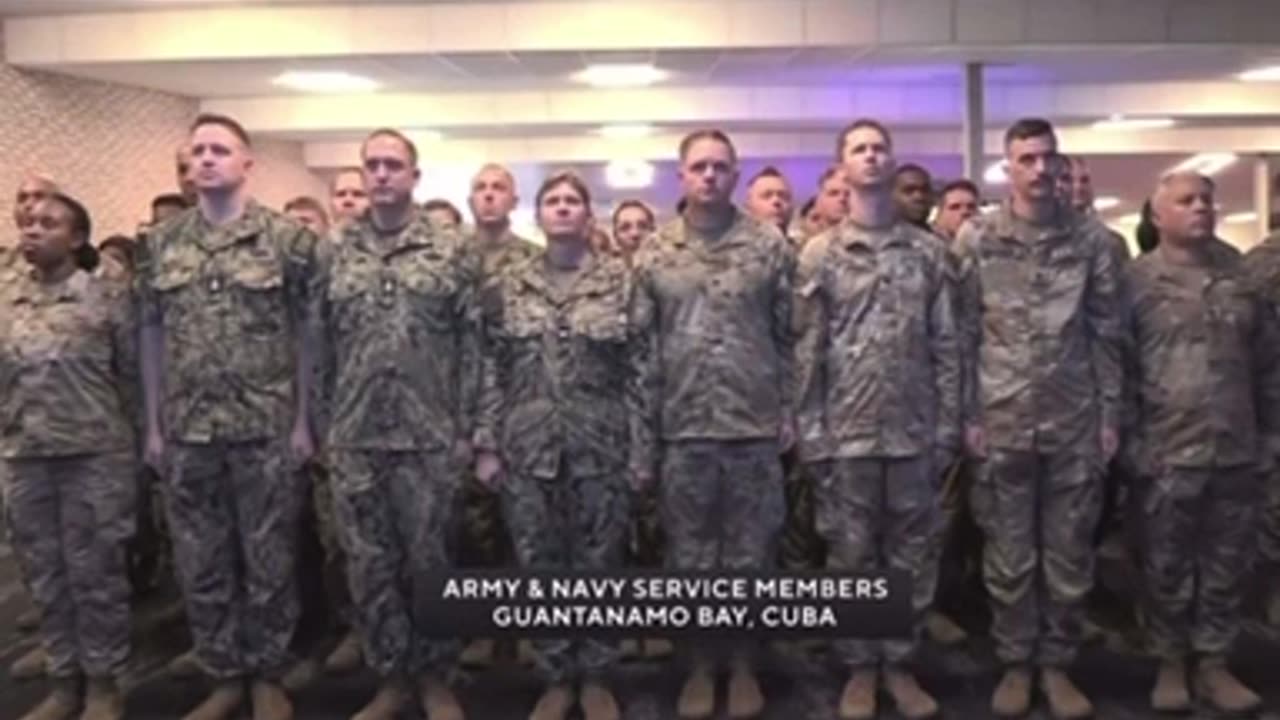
[
  {"xmin": 1243, "ymin": 232, "xmax": 1280, "ymax": 587},
  {"xmin": 793, "ymin": 220, "xmax": 960, "ymax": 665},
  {"xmin": 0, "ymin": 269, "xmax": 138, "ymax": 680},
  {"xmin": 1128, "ymin": 240, "xmax": 1280, "ymax": 658},
  {"xmin": 136, "ymin": 201, "xmax": 319, "ymax": 680},
  {"xmin": 630, "ymin": 210, "xmax": 793, "ymax": 579},
  {"xmin": 476, "ymin": 249, "xmax": 635, "ymax": 682},
  {"xmin": 315, "ymin": 209, "xmax": 478, "ymax": 679},
  {"xmin": 953, "ymin": 203, "xmax": 1123, "ymax": 667}
]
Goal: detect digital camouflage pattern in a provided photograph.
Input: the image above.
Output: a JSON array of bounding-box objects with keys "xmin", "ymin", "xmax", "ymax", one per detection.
[
  {"xmin": 1128, "ymin": 240, "xmax": 1280, "ymax": 657},
  {"xmin": 1242, "ymin": 231, "xmax": 1280, "ymax": 573}
]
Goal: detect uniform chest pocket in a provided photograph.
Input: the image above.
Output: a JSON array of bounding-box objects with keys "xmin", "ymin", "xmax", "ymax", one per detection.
[
  {"xmin": 503, "ymin": 307, "xmax": 545, "ymax": 341},
  {"xmin": 150, "ymin": 264, "xmax": 198, "ymax": 321},
  {"xmin": 1212, "ymin": 286, "xmax": 1258, "ymax": 336},
  {"xmin": 229, "ymin": 260, "xmax": 286, "ymax": 335}
]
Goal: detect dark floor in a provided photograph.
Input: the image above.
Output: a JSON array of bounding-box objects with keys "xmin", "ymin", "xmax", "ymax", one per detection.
[{"xmin": 1, "ymin": 546, "xmax": 1279, "ymax": 720}]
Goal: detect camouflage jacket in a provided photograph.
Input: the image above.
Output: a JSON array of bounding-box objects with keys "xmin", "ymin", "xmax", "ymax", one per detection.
[
  {"xmin": 629, "ymin": 209, "xmax": 795, "ymax": 471},
  {"xmin": 477, "ymin": 229, "xmax": 540, "ymax": 285},
  {"xmin": 0, "ymin": 268, "xmax": 138, "ymax": 458},
  {"xmin": 953, "ymin": 202, "xmax": 1124, "ymax": 452},
  {"xmin": 793, "ymin": 220, "xmax": 960, "ymax": 462},
  {"xmin": 476, "ymin": 248, "xmax": 636, "ymax": 478},
  {"xmin": 1127, "ymin": 239, "xmax": 1280, "ymax": 471},
  {"xmin": 136, "ymin": 201, "xmax": 320, "ymax": 444},
  {"xmin": 316, "ymin": 209, "xmax": 480, "ymax": 452}
]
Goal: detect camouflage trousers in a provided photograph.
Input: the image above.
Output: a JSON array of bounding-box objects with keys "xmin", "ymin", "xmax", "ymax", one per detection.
[
  {"xmin": 329, "ymin": 449, "xmax": 460, "ymax": 679},
  {"xmin": 811, "ymin": 456, "xmax": 940, "ymax": 666},
  {"xmin": 627, "ymin": 485, "xmax": 664, "ymax": 568},
  {"xmin": 502, "ymin": 451, "xmax": 630, "ymax": 682},
  {"xmin": 310, "ymin": 463, "xmax": 351, "ymax": 626},
  {"xmin": 456, "ymin": 474, "xmax": 510, "ymax": 568},
  {"xmin": 1142, "ymin": 464, "xmax": 1260, "ymax": 659},
  {"xmin": 166, "ymin": 441, "xmax": 304, "ymax": 680},
  {"xmin": 778, "ymin": 450, "xmax": 825, "ymax": 570},
  {"xmin": 1259, "ymin": 466, "xmax": 1280, "ymax": 570},
  {"xmin": 970, "ymin": 448, "xmax": 1102, "ymax": 667},
  {"xmin": 3, "ymin": 452, "xmax": 136, "ymax": 679}
]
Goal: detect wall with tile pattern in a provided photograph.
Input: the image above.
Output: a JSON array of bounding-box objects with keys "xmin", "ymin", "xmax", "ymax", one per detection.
[{"xmin": 0, "ymin": 31, "xmax": 324, "ymax": 242}]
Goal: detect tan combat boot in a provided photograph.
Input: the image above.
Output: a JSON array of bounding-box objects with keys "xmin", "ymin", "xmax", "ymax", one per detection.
[
  {"xmin": 726, "ymin": 659, "xmax": 765, "ymax": 719},
  {"xmin": 580, "ymin": 682, "xmax": 620, "ymax": 720},
  {"xmin": 280, "ymin": 656, "xmax": 319, "ymax": 692},
  {"xmin": 16, "ymin": 607, "xmax": 41, "ymax": 632},
  {"xmin": 923, "ymin": 610, "xmax": 968, "ymax": 646},
  {"xmin": 419, "ymin": 675, "xmax": 464, "ymax": 720},
  {"xmin": 1195, "ymin": 656, "xmax": 1261, "ymax": 715},
  {"xmin": 351, "ymin": 677, "xmax": 410, "ymax": 720},
  {"xmin": 991, "ymin": 665, "xmax": 1032, "ymax": 718},
  {"xmin": 837, "ymin": 668, "xmax": 877, "ymax": 720},
  {"xmin": 80, "ymin": 677, "xmax": 124, "ymax": 720},
  {"xmin": 250, "ymin": 679, "xmax": 293, "ymax": 720},
  {"xmin": 618, "ymin": 639, "xmax": 641, "ymax": 660},
  {"xmin": 11, "ymin": 645, "xmax": 48, "ymax": 680},
  {"xmin": 528, "ymin": 684, "xmax": 573, "ymax": 720},
  {"xmin": 18, "ymin": 677, "xmax": 81, "ymax": 720},
  {"xmin": 1149, "ymin": 658, "xmax": 1190, "ymax": 713},
  {"xmin": 167, "ymin": 650, "xmax": 203, "ymax": 679},
  {"xmin": 1040, "ymin": 667, "xmax": 1093, "ymax": 720},
  {"xmin": 324, "ymin": 631, "xmax": 364, "ymax": 674},
  {"xmin": 643, "ymin": 638, "xmax": 674, "ymax": 658},
  {"xmin": 676, "ymin": 661, "xmax": 716, "ymax": 720},
  {"xmin": 459, "ymin": 638, "xmax": 494, "ymax": 668},
  {"xmin": 883, "ymin": 667, "xmax": 939, "ymax": 720},
  {"xmin": 180, "ymin": 680, "xmax": 245, "ymax": 720}
]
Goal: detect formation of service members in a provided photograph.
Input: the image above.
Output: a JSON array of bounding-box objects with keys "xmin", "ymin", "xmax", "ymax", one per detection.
[{"xmin": 4, "ymin": 110, "xmax": 1280, "ymax": 720}]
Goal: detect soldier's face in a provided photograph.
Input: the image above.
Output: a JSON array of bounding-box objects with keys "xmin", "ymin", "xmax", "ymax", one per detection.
[
  {"xmin": 934, "ymin": 188, "xmax": 979, "ymax": 240},
  {"xmin": 469, "ymin": 168, "xmax": 517, "ymax": 226},
  {"xmin": 19, "ymin": 200, "xmax": 80, "ymax": 270},
  {"xmin": 287, "ymin": 207, "xmax": 328, "ymax": 235},
  {"xmin": 190, "ymin": 125, "xmax": 252, "ymax": 193},
  {"xmin": 362, "ymin": 136, "xmax": 420, "ymax": 208},
  {"xmin": 538, "ymin": 181, "xmax": 591, "ymax": 239},
  {"xmin": 14, "ymin": 177, "xmax": 55, "ymax": 230},
  {"xmin": 1071, "ymin": 160, "xmax": 1095, "ymax": 211},
  {"xmin": 612, "ymin": 206, "xmax": 653, "ymax": 255},
  {"xmin": 1006, "ymin": 134, "xmax": 1061, "ymax": 203},
  {"xmin": 893, "ymin": 169, "xmax": 934, "ymax": 225},
  {"xmin": 841, "ymin": 127, "xmax": 895, "ymax": 189},
  {"xmin": 814, "ymin": 173, "xmax": 850, "ymax": 225},
  {"xmin": 176, "ymin": 146, "xmax": 196, "ymax": 199},
  {"xmin": 745, "ymin": 176, "xmax": 794, "ymax": 230},
  {"xmin": 1154, "ymin": 176, "xmax": 1215, "ymax": 244},
  {"xmin": 679, "ymin": 138, "xmax": 739, "ymax": 208},
  {"xmin": 330, "ymin": 171, "xmax": 369, "ymax": 220},
  {"xmin": 425, "ymin": 207, "xmax": 459, "ymax": 231}
]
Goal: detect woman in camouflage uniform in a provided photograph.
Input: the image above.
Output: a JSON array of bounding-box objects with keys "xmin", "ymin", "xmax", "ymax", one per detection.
[
  {"xmin": 0, "ymin": 194, "xmax": 138, "ymax": 720},
  {"xmin": 474, "ymin": 172, "xmax": 639, "ymax": 720}
]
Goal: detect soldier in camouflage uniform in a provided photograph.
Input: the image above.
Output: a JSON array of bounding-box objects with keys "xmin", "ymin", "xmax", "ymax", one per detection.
[
  {"xmin": 1130, "ymin": 172, "xmax": 1278, "ymax": 715},
  {"xmin": 630, "ymin": 130, "xmax": 795, "ymax": 720},
  {"xmin": 1, "ymin": 194, "xmax": 137, "ymax": 720},
  {"xmin": 953, "ymin": 118, "xmax": 1123, "ymax": 720},
  {"xmin": 314, "ymin": 129, "xmax": 474, "ymax": 720},
  {"xmin": 475, "ymin": 171, "xmax": 635, "ymax": 720},
  {"xmin": 1243, "ymin": 227, "xmax": 1280, "ymax": 627},
  {"xmin": 327, "ymin": 166, "xmax": 368, "ymax": 228},
  {"xmin": 794, "ymin": 119, "xmax": 959, "ymax": 720},
  {"xmin": 137, "ymin": 114, "xmax": 320, "ymax": 720}
]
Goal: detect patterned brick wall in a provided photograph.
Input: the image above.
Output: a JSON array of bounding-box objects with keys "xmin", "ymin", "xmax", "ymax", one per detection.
[{"xmin": 0, "ymin": 32, "xmax": 324, "ymax": 241}]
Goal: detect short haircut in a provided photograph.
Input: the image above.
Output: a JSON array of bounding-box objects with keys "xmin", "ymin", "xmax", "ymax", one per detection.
[
  {"xmin": 818, "ymin": 164, "xmax": 846, "ymax": 188},
  {"xmin": 330, "ymin": 167, "xmax": 364, "ymax": 190},
  {"xmin": 46, "ymin": 192, "xmax": 96, "ymax": 271},
  {"xmin": 939, "ymin": 179, "xmax": 980, "ymax": 202},
  {"xmin": 284, "ymin": 196, "xmax": 329, "ymax": 221},
  {"xmin": 190, "ymin": 112, "xmax": 251, "ymax": 148},
  {"xmin": 612, "ymin": 199, "xmax": 655, "ymax": 227},
  {"xmin": 151, "ymin": 193, "xmax": 189, "ymax": 211},
  {"xmin": 894, "ymin": 163, "xmax": 932, "ymax": 183},
  {"xmin": 1152, "ymin": 170, "xmax": 1215, "ymax": 207},
  {"xmin": 748, "ymin": 165, "xmax": 788, "ymax": 189},
  {"xmin": 98, "ymin": 234, "xmax": 138, "ymax": 267},
  {"xmin": 836, "ymin": 118, "xmax": 893, "ymax": 159},
  {"xmin": 1004, "ymin": 117, "xmax": 1056, "ymax": 148},
  {"xmin": 362, "ymin": 128, "xmax": 419, "ymax": 166},
  {"xmin": 678, "ymin": 129, "xmax": 738, "ymax": 163},
  {"xmin": 422, "ymin": 198, "xmax": 463, "ymax": 226},
  {"xmin": 535, "ymin": 170, "xmax": 592, "ymax": 210},
  {"xmin": 472, "ymin": 163, "xmax": 516, "ymax": 191}
]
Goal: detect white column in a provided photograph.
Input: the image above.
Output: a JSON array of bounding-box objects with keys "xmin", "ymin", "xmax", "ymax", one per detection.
[
  {"xmin": 1254, "ymin": 155, "xmax": 1274, "ymax": 243},
  {"xmin": 962, "ymin": 63, "xmax": 985, "ymax": 184}
]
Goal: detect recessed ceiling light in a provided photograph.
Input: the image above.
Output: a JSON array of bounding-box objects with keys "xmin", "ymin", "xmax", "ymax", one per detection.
[
  {"xmin": 605, "ymin": 160, "xmax": 655, "ymax": 189},
  {"xmin": 272, "ymin": 71, "xmax": 380, "ymax": 93},
  {"xmin": 1224, "ymin": 211, "xmax": 1259, "ymax": 225},
  {"xmin": 573, "ymin": 64, "xmax": 668, "ymax": 88},
  {"xmin": 598, "ymin": 124, "xmax": 654, "ymax": 139},
  {"xmin": 1091, "ymin": 115, "xmax": 1175, "ymax": 131},
  {"xmin": 1238, "ymin": 65, "xmax": 1280, "ymax": 82},
  {"xmin": 983, "ymin": 161, "xmax": 1008, "ymax": 185},
  {"xmin": 1171, "ymin": 152, "xmax": 1238, "ymax": 176},
  {"xmin": 1093, "ymin": 196, "xmax": 1120, "ymax": 211}
]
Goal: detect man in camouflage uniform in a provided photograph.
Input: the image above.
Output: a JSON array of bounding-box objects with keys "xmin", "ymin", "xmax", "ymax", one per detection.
[
  {"xmin": 474, "ymin": 171, "xmax": 637, "ymax": 720},
  {"xmin": 630, "ymin": 130, "xmax": 795, "ymax": 720},
  {"xmin": 328, "ymin": 167, "xmax": 369, "ymax": 228},
  {"xmin": 1129, "ymin": 171, "xmax": 1277, "ymax": 716},
  {"xmin": 953, "ymin": 118, "xmax": 1123, "ymax": 720},
  {"xmin": 1246, "ymin": 226, "xmax": 1280, "ymax": 626},
  {"xmin": 794, "ymin": 119, "xmax": 959, "ymax": 720},
  {"xmin": 314, "ymin": 128, "xmax": 475, "ymax": 720},
  {"xmin": 137, "ymin": 113, "xmax": 320, "ymax": 720}
]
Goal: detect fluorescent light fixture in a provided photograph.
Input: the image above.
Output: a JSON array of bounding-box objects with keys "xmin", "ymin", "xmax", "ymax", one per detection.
[
  {"xmin": 1238, "ymin": 65, "xmax": 1280, "ymax": 82},
  {"xmin": 272, "ymin": 70, "xmax": 379, "ymax": 93},
  {"xmin": 1171, "ymin": 152, "xmax": 1238, "ymax": 176},
  {"xmin": 1115, "ymin": 213, "xmax": 1142, "ymax": 225},
  {"xmin": 598, "ymin": 124, "xmax": 654, "ymax": 139},
  {"xmin": 1091, "ymin": 114, "xmax": 1175, "ymax": 131},
  {"xmin": 1093, "ymin": 196, "xmax": 1120, "ymax": 211},
  {"xmin": 405, "ymin": 129, "xmax": 444, "ymax": 144},
  {"xmin": 1224, "ymin": 211, "xmax": 1259, "ymax": 225},
  {"xmin": 573, "ymin": 63, "xmax": 667, "ymax": 88},
  {"xmin": 605, "ymin": 160, "xmax": 655, "ymax": 189},
  {"xmin": 983, "ymin": 161, "xmax": 1008, "ymax": 184}
]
